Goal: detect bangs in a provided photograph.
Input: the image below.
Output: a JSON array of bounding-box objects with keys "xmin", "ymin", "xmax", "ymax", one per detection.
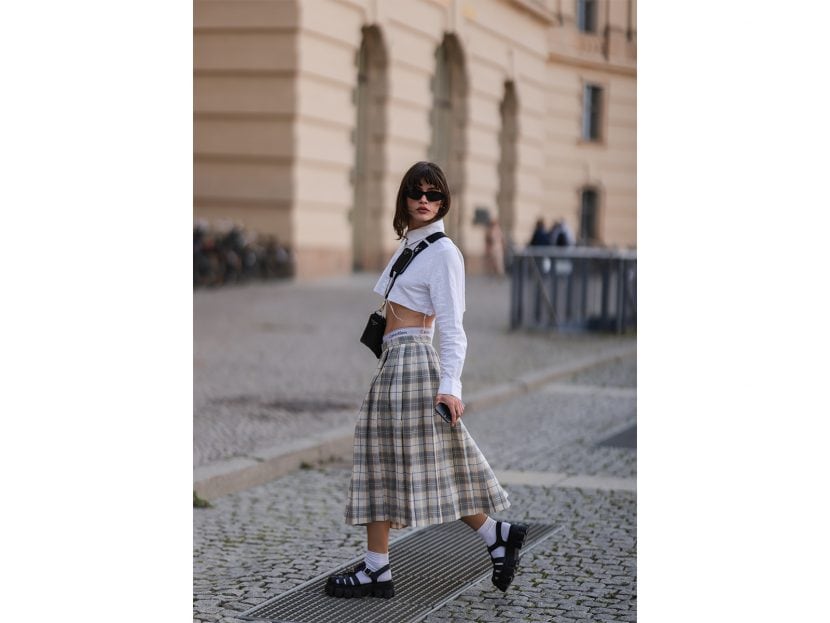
[{"xmin": 405, "ymin": 164, "xmax": 446, "ymax": 192}]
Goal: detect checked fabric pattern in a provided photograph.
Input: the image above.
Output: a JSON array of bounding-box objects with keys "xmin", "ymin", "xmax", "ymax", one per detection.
[{"xmin": 345, "ymin": 334, "xmax": 510, "ymax": 529}]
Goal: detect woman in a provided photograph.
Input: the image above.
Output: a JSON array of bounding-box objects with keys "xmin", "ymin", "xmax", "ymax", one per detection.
[{"xmin": 326, "ymin": 162, "xmax": 527, "ymax": 599}]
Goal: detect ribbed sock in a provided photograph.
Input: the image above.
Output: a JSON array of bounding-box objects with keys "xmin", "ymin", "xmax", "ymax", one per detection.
[
  {"xmin": 355, "ymin": 549, "xmax": 392, "ymax": 584},
  {"xmin": 477, "ymin": 517, "xmax": 511, "ymax": 559}
]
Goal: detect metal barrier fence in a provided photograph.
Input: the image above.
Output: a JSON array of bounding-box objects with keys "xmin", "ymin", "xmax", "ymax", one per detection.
[{"xmin": 509, "ymin": 247, "xmax": 637, "ymax": 333}]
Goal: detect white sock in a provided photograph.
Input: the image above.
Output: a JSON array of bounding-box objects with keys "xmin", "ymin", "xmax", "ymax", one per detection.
[
  {"xmin": 477, "ymin": 517, "xmax": 511, "ymax": 559},
  {"xmin": 355, "ymin": 549, "xmax": 392, "ymax": 584}
]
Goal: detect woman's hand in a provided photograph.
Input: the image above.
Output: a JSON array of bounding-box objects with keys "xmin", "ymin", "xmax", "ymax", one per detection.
[{"xmin": 435, "ymin": 393, "xmax": 464, "ymax": 426}]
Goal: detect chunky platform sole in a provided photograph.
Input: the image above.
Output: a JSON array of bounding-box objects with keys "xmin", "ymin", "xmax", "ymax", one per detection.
[
  {"xmin": 490, "ymin": 522, "xmax": 529, "ymax": 592},
  {"xmin": 325, "ymin": 562, "xmax": 395, "ymax": 599},
  {"xmin": 324, "ymin": 580, "xmax": 395, "ymax": 599}
]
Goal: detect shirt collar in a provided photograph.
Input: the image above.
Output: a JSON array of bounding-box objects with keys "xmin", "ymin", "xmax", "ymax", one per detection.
[{"xmin": 403, "ymin": 219, "xmax": 445, "ymax": 246}]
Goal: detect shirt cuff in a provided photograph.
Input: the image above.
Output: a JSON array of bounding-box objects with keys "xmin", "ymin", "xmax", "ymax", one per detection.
[{"xmin": 438, "ymin": 378, "xmax": 462, "ymax": 401}]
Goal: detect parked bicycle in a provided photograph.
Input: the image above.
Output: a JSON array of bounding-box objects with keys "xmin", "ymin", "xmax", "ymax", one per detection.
[{"xmin": 194, "ymin": 221, "xmax": 294, "ymax": 288}]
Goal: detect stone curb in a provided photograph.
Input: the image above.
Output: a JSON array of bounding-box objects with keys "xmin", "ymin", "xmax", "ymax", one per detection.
[
  {"xmin": 193, "ymin": 343, "xmax": 636, "ymax": 501},
  {"xmin": 494, "ymin": 469, "xmax": 637, "ymax": 492}
]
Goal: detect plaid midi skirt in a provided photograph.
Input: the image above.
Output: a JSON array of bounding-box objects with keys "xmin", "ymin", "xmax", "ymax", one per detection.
[{"xmin": 345, "ymin": 334, "xmax": 510, "ymax": 529}]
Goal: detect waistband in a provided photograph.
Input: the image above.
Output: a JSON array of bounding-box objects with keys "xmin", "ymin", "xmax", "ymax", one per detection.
[
  {"xmin": 380, "ymin": 332, "xmax": 434, "ymax": 352},
  {"xmin": 382, "ymin": 326, "xmax": 435, "ymax": 343}
]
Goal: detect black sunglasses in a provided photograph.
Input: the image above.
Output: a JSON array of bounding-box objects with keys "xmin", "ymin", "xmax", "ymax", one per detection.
[{"xmin": 406, "ymin": 188, "xmax": 445, "ymax": 202}]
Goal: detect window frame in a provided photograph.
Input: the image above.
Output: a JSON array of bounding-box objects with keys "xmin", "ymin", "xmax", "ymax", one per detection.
[
  {"xmin": 579, "ymin": 187, "xmax": 600, "ymax": 244},
  {"xmin": 577, "ymin": 0, "xmax": 597, "ymax": 33},
  {"xmin": 581, "ymin": 82, "xmax": 604, "ymax": 142}
]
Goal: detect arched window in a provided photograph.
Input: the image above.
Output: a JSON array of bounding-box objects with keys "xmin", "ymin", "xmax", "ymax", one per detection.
[
  {"xmin": 429, "ymin": 34, "xmax": 468, "ymax": 246},
  {"xmin": 497, "ymin": 81, "xmax": 518, "ymax": 240},
  {"xmin": 352, "ymin": 26, "xmax": 388, "ymax": 270}
]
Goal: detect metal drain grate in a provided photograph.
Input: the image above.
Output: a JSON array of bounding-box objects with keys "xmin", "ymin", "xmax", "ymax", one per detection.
[{"xmin": 239, "ymin": 521, "xmax": 561, "ymax": 623}]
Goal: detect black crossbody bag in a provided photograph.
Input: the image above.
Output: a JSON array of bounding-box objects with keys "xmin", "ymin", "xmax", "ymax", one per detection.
[{"xmin": 360, "ymin": 231, "xmax": 446, "ymax": 358}]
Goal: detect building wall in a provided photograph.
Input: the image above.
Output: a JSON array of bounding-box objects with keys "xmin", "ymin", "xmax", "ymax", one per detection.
[
  {"xmin": 193, "ymin": 0, "xmax": 637, "ymax": 279},
  {"xmin": 433, "ymin": 0, "xmax": 542, "ymax": 271},
  {"xmin": 194, "ymin": 0, "xmax": 300, "ymax": 247},
  {"xmin": 543, "ymin": 0, "xmax": 637, "ymax": 249}
]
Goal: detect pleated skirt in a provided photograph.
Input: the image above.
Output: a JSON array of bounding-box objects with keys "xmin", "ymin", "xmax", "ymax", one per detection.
[{"xmin": 345, "ymin": 334, "xmax": 510, "ymax": 529}]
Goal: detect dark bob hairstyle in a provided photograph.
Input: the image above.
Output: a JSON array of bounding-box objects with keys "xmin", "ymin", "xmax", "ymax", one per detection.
[{"xmin": 392, "ymin": 161, "xmax": 451, "ymax": 239}]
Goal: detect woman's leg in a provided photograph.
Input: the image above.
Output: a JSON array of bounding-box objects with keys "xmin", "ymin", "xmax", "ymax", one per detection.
[
  {"xmin": 326, "ymin": 520, "xmax": 394, "ymax": 598},
  {"xmin": 462, "ymin": 513, "xmax": 528, "ymax": 592},
  {"xmin": 367, "ymin": 520, "xmax": 391, "ymax": 553},
  {"xmin": 460, "ymin": 513, "xmax": 487, "ymax": 531}
]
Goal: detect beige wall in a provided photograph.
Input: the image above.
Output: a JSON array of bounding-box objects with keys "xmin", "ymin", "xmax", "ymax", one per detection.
[
  {"xmin": 543, "ymin": 0, "xmax": 637, "ymax": 249},
  {"xmin": 193, "ymin": 0, "xmax": 636, "ymax": 278},
  {"xmin": 194, "ymin": 1, "xmax": 299, "ymax": 249}
]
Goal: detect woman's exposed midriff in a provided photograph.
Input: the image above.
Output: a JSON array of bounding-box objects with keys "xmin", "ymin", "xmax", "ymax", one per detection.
[{"xmin": 384, "ymin": 301, "xmax": 435, "ymax": 334}]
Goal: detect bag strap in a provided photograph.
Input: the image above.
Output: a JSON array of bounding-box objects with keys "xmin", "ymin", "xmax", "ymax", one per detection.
[{"xmin": 382, "ymin": 231, "xmax": 446, "ymax": 300}]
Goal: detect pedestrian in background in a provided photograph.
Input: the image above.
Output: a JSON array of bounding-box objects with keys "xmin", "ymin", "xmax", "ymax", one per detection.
[
  {"xmin": 550, "ymin": 218, "xmax": 574, "ymax": 247},
  {"xmin": 528, "ymin": 217, "xmax": 551, "ymax": 246},
  {"xmin": 327, "ymin": 161, "xmax": 528, "ymax": 599},
  {"xmin": 484, "ymin": 217, "xmax": 505, "ymax": 277}
]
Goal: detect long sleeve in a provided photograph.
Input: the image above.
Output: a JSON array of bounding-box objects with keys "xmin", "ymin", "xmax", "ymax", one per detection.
[{"xmin": 429, "ymin": 246, "xmax": 467, "ymax": 400}]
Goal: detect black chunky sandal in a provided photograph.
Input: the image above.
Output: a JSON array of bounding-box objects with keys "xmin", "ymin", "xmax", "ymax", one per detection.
[
  {"xmin": 488, "ymin": 521, "xmax": 528, "ymax": 592},
  {"xmin": 324, "ymin": 562, "xmax": 395, "ymax": 599}
]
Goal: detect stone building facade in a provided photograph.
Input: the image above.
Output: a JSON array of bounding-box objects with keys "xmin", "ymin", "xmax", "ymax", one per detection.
[{"xmin": 194, "ymin": 0, "xmax": 636, "ymax": 278}]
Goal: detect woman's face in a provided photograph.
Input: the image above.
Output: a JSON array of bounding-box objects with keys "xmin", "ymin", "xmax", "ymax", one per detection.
[{"xmin": 406, "ymin": 179, "xmax": 445, "ymax": 231}]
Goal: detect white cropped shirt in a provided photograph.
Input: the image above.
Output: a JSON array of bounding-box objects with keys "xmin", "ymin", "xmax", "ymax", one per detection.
[{"xmin": 373, "ymin": 219, "xmax": 467, "ymax": 400}]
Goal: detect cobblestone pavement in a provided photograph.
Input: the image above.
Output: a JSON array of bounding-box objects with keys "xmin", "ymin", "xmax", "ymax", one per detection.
[
  {"xmin": 194, "ymin": 274, "xmax": 635, "ymax": 468},
  {"xmin": 193, "ymin": 355, "xmax": 637, "ymax": 622},
  {"xmin": 469, "ymin": 355, "xmax": 636, "ymax": 478}
]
